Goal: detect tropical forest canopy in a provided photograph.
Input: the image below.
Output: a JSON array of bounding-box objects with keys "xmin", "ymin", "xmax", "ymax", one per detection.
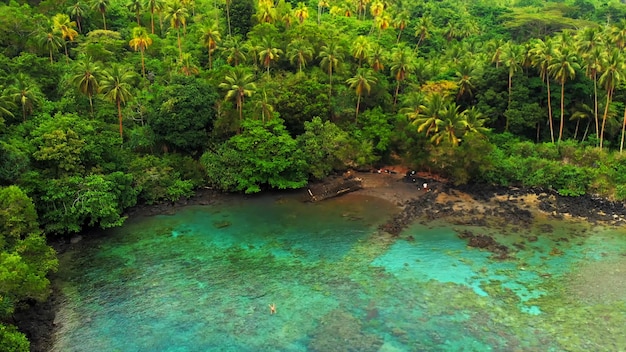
[{"xmin": 2, "ymin": 0, "xmax": 626, "ymax": 348}]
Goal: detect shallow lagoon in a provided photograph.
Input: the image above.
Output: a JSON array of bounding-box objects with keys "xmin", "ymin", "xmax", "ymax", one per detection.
[{"xmin": 52, "ymin": 193, "xmax": 626, "ymax": 351}]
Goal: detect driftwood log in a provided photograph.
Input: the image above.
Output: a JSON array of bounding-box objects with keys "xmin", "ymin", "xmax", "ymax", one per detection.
[{"xmin": 306, "ymin": 176, "xmax": 363, "ymax": 202}]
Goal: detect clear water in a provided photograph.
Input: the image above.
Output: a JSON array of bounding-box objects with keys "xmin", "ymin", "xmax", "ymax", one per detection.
[{"xmin": 52, "ymin": 193, "xmax": 626, "ymax": 352}]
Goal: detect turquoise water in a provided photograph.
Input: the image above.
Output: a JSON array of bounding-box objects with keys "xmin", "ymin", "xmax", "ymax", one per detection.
[{"xmin": 52, "ymin": 193, "xmax": 626, "ymax": 351}]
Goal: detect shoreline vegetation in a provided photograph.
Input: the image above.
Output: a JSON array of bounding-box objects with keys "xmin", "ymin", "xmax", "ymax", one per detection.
[{"xmin": 15, "ymin": 170, "xmax": 626, "ymax": 352}]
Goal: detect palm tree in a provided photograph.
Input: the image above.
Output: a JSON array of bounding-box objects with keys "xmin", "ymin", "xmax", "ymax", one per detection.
[
  {"xmin": 576, "ymin": 27, "xmax": 605, "ymax": 145},
  {"xmin": 548, "ymin": 45, "xmax": 579, "ymax": 143},
  {"xmin": 143, "ymin": 0, "xmax": 165, "ymax": 34},
  {"xmin": 570, "ymin": 103, "xmax": 592, "ymax": 141},
  {"xmin": 165, "ymin": 0, "xmax": 188, "ymax": 60},
  {"xmin": 38, "ymin": 29, "xmax": 63, "ymax": 63},
  {"xmin": 431, "ymin": 103, "xmax": 467, "ymax": 146},
  {"xmin": 598, "ymin": 49, "xmax": 624, "ymax": 150},
  {"xmin": 224, "ymin": 0, "xmax": 232, "ymax": 36},
  {"xmin": 253, "ymin": 90, "xmax": 274, "ymax": 122},
  {"xmin": 67, "ymin": 1, "xmax": 87, "ymax": 32},
  {"xmin": 258, "ymin": 36, "xmax": 282, "ymax": 76},
  {"xmin": 219, "ymin": 68, "xmax": 257, "ymax": 121},
  {"xmin": 530, "ymin": 38, "xmax": 557, "ymax": 143},
  {"xmin": 390, "ymin": 44, "xmax": 415, "ymax": 108},
  {"xmin": 346, "ymin": 68, "xmax": 376, "ymax": 121},
  {"xmin": 129, "ymin": 26, "xmax": 153, "ymax": 77},
  {"xmin": 222, "ymin": 35, "xmax": 246, "ymax": 66},
  {"xmin": 501, "ymin": 42, "xmax": 523, "ymax": 131},
  {"xmin": 178, "ymin": 52, "xmax": 199, "ymax": 75},
  {"xmin": 100, "ymin": 64, "xmax": 135, "ymax": 138},
  {"xmin": 294, "ymin": 2, "xmax": 309, "ymax": 24},
  {"xmin": 370, "ymin": 0, "xmax": 383, "ymax": 18},
  {"xmin": 200, "ymin": 23, "xmax": 220, "ymax": 69},
  {"xmin": 463, "ymin": 106, "xmax": 490, "ymax": 137},
  {"xmin": 611, "ymin": 19, "xmax": 626, "ymax": 50},
  {"xmin": 257, "ymin": 0, "xmax": 277, "ymax": 24},
  {"xmin": 414, "ymin": 16, "xmax": 432, "ymax": 52},
  {"xmin": 9, "ymin": 74, "xmax": 42, "ymax": 121},
  {"xmin": 70, "ymin": 56, "xmax": 102, "ymax": 116},
  {"xmin": 287, "ymin": 38, "xmax": 313, "ymax": 73},
  {"xmin": 351, "ymin": 36, "xmax": 371, "ymax": 68},
  {"xmin": 318, "ymin": 41, "xmax": 343, "ymax": 100},
  {"xmin": 375, "ymin": 14, "xmax": 391, "ymax": 38},
  {"xmin": 91, "ymin": 0, "xmax": 110, "ymax": 30},
  {"xmin": 393, "ymin": 10, "xmax": 410, "ymax": 43},
  {"xmin": 0, "ymin": 85, "xmax": 16, "ymax": 120},
  {"xmin": 412, "ymin": 93, "xmax": 445, "ymax": 137},
  {"xmin": 368, "ymin": 43, "xmax": 385, "ymax": 72},
  {"xmin": 455, "ymin": 59, "xmax": 476, "ymax": 101},
  {"xmin": 487, "ymin": 38, "xmax": 506, "ymax": 69},
  {"xmin": 317, "ymin": 0, "xmax": 328, "ymax": 25},
  {"xmin": 126, "ymin": 0, "xmax": 143, "ymax": 25},
  {"xmin": 52, "ymin": 13, "xmax": 79, "ymax": 63}
]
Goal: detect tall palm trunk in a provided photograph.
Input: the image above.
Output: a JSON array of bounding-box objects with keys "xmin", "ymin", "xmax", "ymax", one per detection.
[
  {"xmin": 88, "ymin": 94, "xmax": 94, "ymax": 117},
  {"xmin": 355, "ymin": 93, "xmax": 361, "ymax": 122},
  {"xmin": 177, "ymin": 27, "xmax": 182, "ymax": 60},
  {"xmin": 600, "ymin": 90, "xmax": 613, "ymax": 149},
  {"xmin": 558, "ymin": 79, "xmax": 565, "ymax": 143},
  {"xmin": 150, "ymin": 10, "xmax": 155, "ymax": 34},
  {"xmin": 546, "ymin": 76, "xmax": 554, "ymax": 143},
  {"xmin": 117, "ymin": 98, "xmax": 123, "ymax": 137},
  {"xmin": 64, "ymin": 42, "xmax": 69, "ymax": 63},
  {"xmin": 394, "ymin": 80, "xmax": 401, "ymax": 108},
  {"xmin": 505, "ymin": 72, "xmax": 512, "ymax": 131},
  {"xmin": 226, "ymin": 3, "xmax": 232, "ymax": 36},
  {"xmin": 593, "ymin": 72, "xmax": 599, "ymax": 146},
  {"xmin": 101, "ymin": 12, "xmax": 107, "ymax": 30},
  {"xmin": 619, "ymin": 107, "xmax": 626, "ymax": 154}
]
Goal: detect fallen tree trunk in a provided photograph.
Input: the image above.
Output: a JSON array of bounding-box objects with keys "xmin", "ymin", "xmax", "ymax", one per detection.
[{"xmin": 306, "ymin": 176, "xmax": 363, "ymax": 202}]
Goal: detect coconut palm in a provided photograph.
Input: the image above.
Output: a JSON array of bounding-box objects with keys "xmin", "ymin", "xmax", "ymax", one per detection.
[
  {"xmin": 253, "ymin": 90, "xmax": 274, "ymax": 122},
  {"xmin": 143, "ymin": 0, "xmax": 165, "ymax": 34},
  {"xmin": 9, "ymin": 74, "xmax": 42, "ymax": 121},
  {"xmin": 598, "ymin": 49, "xmax": 625, "ymax": 149},
  {"xmin": 219, "ymin": 68, "xmax": 257, "ymax": 121},
  {"xmin": 67, "ymin": 1, "xmax": 87, "ymax": 32},
  {"xmin": 165, "ymin": 0, "xmax": 188, "ymax": 60},
  {"xmin": 412, "ymin": 93, "xmax": 445, "ymax": 137},
  {"xmin": 319, "ymin": 41, "xmax": 344, "ymax": 100},
  {"xmin": 431, "ymin": 103, "xmax": 467, "ymax": 146},
  {"xmin": 178, "ymin": 52, "xmax": 199, "ymax": 75},
  {"xmin": 100, "ymin": 64, "xmax": 136, "ymax": 138},
  {"xmin": 368, "ymin": 43, "xmax": 385, "ymax": 72},
  {"xmin": 455, "ymin": 59, "xmax": 476, "ymax": 101},
  {"xmin": 69, "ymin": 55, "xmax": 102, "ymax": 116},
  {"xmin": 570, "ymin": 103, "xmax": 592, "ymax": 141},
  {"xmin": 576, "ymin": 27, "xmax": 605, "ymax": 144},
  {"xmin": 393, "ymin": 10, "xmax": 410, "ymax": 43},
  {"xmin": 501, "ymin": 42, "xmax": 523, "ymax": 131},
  {"xmin": 375, "ymin": 13, "xmax": 391, "ymax": 37},
  {"xmin": 200, "ymin": 23, "xmax": 220, "ymax": 69},
  {"xmin": 258, "ymin": 36, "xmax": 282, "ymax": 76},
  {"xmin": 346, "ymin": 68, "xmax": 376, "ymax": 121},
  {"xmin": 38, "ymin": 29, "xmax": 63, "ymax": 63},
  {"xmin": 287, "ymin": 38, "xmax": 313, "ymax": 73},
  {"xmin": 257, "ymin": 0, "xmax": 277, "ymax": 24},
  {"xmin": 91, "ymin": 0, "xmax": 110, "ymax": 30},
  {"xmin": 390, "ymin": 43, "xmax": 415, "ymax": 108},
  {"xmin": 414, "ymin": 16, "xmax": 432, "ymax": 52},
  {"xmin": 129, "ymin": 26, "xmax": 153, "ymax": 77},
  {"xmin": 463, "ymin": 106, "xmax": 490, "ymax": 137},
  {"xmin": 52, "ymin": 13, "xmax": 79, "ymax": 63},
  {"xmin": 222, "ymin": 35, "xmax": 246, "ymax": 66},
  {"xmin": 351, "ymin": 36, "xmax": 371, "ymax": 68},
  {"xmin": 0, "ymin": 85, "xmax": 16, "ymax": 120},
  {"xmin": 610, "ymin": 19, "xmax": 626, "ymax": 50},
  {"xmin": 548, "ymin": 45, "xmax": 579, "ymax": 143},
  {"xmin": 294, "ymin": 2, "xmax": 308, "ymax": 24},
  {"xmin": 126, "ymin": 0, "xmax": 143, "ymax": 24},
  {"xmin": 317, "ymin": 0, "xmax": 328, "ymax": 25},
  {"xmin": 530, "ymin": 38, "xmax": 557, "ymax": 143}
]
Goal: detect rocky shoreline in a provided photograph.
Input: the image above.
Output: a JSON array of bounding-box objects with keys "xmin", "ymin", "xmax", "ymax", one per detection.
[{"xmin": 14, "ymin": 175, "xmax": 626, "ymax": 352}]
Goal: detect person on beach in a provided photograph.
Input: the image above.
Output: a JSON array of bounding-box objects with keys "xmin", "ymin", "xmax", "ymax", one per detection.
[
  {"xmin": 423, "ymin": 183, "xmax": 428, "ymax": 192},
  {"xmin": 269, "ymin": 303, "xmax": 276, "ymax": 315}
]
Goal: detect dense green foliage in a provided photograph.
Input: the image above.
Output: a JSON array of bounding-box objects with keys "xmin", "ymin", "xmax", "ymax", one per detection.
[{"xmin": 3, "ymin": 0, "xmax": 626, "ymax": 347}]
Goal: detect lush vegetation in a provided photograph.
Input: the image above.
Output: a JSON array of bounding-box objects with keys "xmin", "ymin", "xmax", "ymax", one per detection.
[{"xmin": 2, "ymin": 0, "xmax": 626, "ymax": 348}]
